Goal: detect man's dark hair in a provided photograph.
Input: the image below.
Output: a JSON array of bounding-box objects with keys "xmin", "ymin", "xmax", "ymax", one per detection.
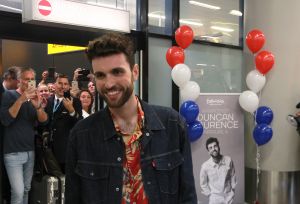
[
  {"xmin": 86, "ymin": 33, "xmax": 135, "ymax": 69},
  {"xmin": 55, "ymin": 73, "xmax": 69, "ymax": 82},
  {"xmin": 206, "ymin": 137, "xmax": 219, "ymax": 150},
  {"xmin": 3, "ymin": 66, "xmax": 21, "ymax": 80}
]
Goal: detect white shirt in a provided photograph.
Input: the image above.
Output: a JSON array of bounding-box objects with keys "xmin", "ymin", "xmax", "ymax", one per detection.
[
  {"xmin": 82, "ymin": 109, "xmax": 90, "ymax": 119},
  {"xmin": 199, "ymin": 155, "xmax": 237, "ymax": 204}
]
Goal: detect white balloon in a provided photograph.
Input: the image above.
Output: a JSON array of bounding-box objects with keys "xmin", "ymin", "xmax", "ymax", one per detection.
[
  {"xmin": 171, "ymin": 64, "xmax": 191, "ymax": 88},
  {"xmin": 246, "ymin": 69, "xmax": 266, "ymax": 93},
  {"xmin": 239, "ymin": 90, "xmax": 259, "ymax": 113},
  {"xmin": 181, "ymin": 81, "xmax": 200, "ymax": 101}
]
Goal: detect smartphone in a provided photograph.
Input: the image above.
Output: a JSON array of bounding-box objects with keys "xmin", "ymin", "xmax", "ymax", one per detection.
[
  {"xmin": 48, "ymin": 67, "xmax": 56, "ymax": 79},
  {"xmin": 28, "ymin": 80, "xmax": 36, "ymax": 89},
  {"xmin": 71, "ymin": 81, "xmax": 79, "ymax": 90},
  {"xmin": 63, "ymin": 91, "xmax": 71, "ymax": 99}
]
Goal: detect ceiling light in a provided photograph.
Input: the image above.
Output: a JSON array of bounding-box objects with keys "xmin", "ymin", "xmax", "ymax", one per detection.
[
  {"xmin": 0, "ymin": 4, "xmax": 22, "ymax": 12},
  {"xmin": 148, "ymin": 13, "xmax": 166, "ymax": 20},
  {"xmin": 188, "ymin": 1, "xmax": 221, "ymax": 10},
  {"xmin": 197, "ymin": 64, "xmax": 208, "ymax": 66},
  {"xmin": 229, "ymin": 10, "xmax": 243, "ymax": 16},
  {"xmin": 211, "ymin": 26, "xmax": 234, "ymax": 32},
  {"xmin": 180, "ymin": 19, "xmax": 203, "ymax": 26}
]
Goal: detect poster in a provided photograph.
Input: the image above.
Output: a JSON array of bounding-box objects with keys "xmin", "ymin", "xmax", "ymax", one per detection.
[{"xmin": 191, "ymin": 93, "xmax": 244, "ymax": 204}]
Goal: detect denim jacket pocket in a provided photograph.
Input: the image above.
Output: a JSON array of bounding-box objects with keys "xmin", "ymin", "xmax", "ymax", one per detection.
[
  {"xmin": 75, "ymin": 161, "xmax": 109, "ymax": 203},
  {"xmin": 153, "ymin": 151, "xmax": 184, "ymax": 194}
]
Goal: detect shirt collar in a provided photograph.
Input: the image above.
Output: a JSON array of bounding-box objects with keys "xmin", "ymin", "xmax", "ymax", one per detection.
[{"xmin": 55, "ymin": 94, "xmax": 63, "ymax": 102}]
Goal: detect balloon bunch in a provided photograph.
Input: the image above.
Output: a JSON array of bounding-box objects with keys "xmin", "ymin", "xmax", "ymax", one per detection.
[
  {"xmin": 166, "ymin": 25, "xmax": 203, "ymax": 142},
  {"xmin": 239, "ymin": 29, "xmax": 275, "ymax": 146}
]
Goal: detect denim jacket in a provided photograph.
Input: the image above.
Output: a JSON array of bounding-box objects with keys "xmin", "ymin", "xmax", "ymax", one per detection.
[{"xmin": 65, "ymin": 100, "xmax": 197, "ymax": 204}]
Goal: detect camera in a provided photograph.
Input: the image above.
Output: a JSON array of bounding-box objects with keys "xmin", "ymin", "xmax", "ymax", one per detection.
[
  {"xmin": 78, "ymin": 69, "xmax": 90, "ymax": 81},
  {"xmin": 287, "ymin": 102, "xmax": 300, "ymax": 135}
]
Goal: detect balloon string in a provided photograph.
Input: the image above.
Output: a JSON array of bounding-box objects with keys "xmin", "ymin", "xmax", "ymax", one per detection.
[{"xmin": 256, "ymin": 145, "xmax": 261, "ymax": 201}]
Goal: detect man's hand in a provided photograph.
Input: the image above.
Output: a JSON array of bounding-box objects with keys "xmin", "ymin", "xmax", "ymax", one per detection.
[
  {"xmin": 62, "ymin": 98, "xmax": 75, "ymax": 113},
  {"xmin": 42, "ymin": 70, "xmax": 48, "ymax": 80},
  {"xmin": 73, "ymin": 68, "xmax": 82, "ymax": 81},
  {"xmin": 70, "ymin": 86, "xmax": 80, "ymax": 98},
  {"xmin": 26, "ymin": 88, "xmax": 41, "ymax": 109}
]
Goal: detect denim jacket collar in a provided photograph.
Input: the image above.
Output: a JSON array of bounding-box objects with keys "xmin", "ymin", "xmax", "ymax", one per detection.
[{"xmin": 99, "ymin": 99, "xmax": 166, "ymax": 141}]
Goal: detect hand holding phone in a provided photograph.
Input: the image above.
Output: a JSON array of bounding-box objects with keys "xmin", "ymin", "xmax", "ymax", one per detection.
[{"xmin": 63, "ymin": 91, "xmax": 71, "ymax": 99}]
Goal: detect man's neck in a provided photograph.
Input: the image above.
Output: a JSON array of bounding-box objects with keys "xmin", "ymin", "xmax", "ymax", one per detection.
[
  {"xmin": 110, "ymin": 95, "xmax": 138, "ymax": 120},
  {"xmin": 212, "ymin": 155, "xmax": 223, "ymax": 164},
  {"xmin": 109, "ymin": 95, "xmax": 138, "ymax": 132}
]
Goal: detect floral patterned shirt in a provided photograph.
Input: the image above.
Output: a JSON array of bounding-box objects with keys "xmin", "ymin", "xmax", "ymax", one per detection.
[{"xmin": 112, "ymin": 97, "xmax": 148, "ymax": 204}]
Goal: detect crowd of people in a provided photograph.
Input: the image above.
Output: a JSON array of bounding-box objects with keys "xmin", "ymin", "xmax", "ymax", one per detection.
[
  {"xmin": 0, "ymin": 65, "xmax": 97, "ymax": 204},
  {"xmin": 0, "ymin": 32, "xmax": 198, "ymax": 204}
]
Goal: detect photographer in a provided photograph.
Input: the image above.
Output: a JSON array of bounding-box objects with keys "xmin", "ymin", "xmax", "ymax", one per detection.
[{"xmin": 71, "ymin": 68, "xmax": 91, "ymax": 97}]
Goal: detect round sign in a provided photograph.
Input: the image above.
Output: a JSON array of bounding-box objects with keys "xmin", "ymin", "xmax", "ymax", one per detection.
[{"xmin": 38, "ymin": 0, "xmax": 52, "ymax": 16}]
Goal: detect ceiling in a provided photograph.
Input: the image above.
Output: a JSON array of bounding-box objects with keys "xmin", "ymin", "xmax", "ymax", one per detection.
[{"xmin": 0, "ymin": 0, "xmax": 242, "ymax": 45}]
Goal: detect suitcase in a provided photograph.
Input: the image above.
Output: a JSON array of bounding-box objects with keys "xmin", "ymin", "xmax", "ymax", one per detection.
[{"xmin": 30, "ymin": 174, "xmax": 65, "ymax": 204}]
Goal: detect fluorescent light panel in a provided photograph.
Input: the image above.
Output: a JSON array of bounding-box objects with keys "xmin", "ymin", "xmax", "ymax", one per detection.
[
  {"xmin": 188, "ymin": 1, "xmax": 221, "ymax": 10},
  {"xmin": 148, "ymin": 13, "xmax": 203, "ymax": 26},
  {"xmin": 0, "ymin": 4, "xmax": 21, "ymax": 12},
  {"xmin": 211, "ymin": 26, "xmax": 234, "ymax": 32},
  {"xmin": 229, "ymin": 10, "xmax": 243, "ymax": 16},
  {"xmin": 180, "ymin": 19, "xmax": 203, "ymax": 26},
  {"xmin": 148, "ymin": 13, "xmax": 166, "ymax": 19}
]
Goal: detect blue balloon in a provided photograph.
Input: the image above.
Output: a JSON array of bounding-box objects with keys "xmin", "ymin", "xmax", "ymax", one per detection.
[
  {"xmin": 253, "ymin": 124, "xmax": 273, "ymax": 146},
  {"xmin": 255, "ymin": 106, "xmax": 273, "ymax": 125},
  {"xmin": 187, "ymin": 120, "xmax": 204, "ymax": 142},
  {"xmin": 180, "ymin": 100, "xmax": 200, "ymax": 124}
]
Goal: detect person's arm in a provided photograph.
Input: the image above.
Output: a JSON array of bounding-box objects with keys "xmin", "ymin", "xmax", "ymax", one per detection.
[
  {"xmin": 178, "ymin": 114, "xmax": 198, "ymax": 203},
  {"xmin": 29, "ymin": 91, "xmax": 48, "ymax": 123},
  {"xmin": 199, "ymin": 165, "xmax": 211, "ymax": 196},
  {"xmin": 8, "ymin": 93, "xmax": 27, "ymax": 118},
  {"xmin": 230, "ymin": 159, "xmax": 237, "ymax": 191},
  {"xmin": 65, "ymin": 129, "xmax": 80, "ymax": 204},
  {"xmin": 63, "ymin": 97, "xmax": 82, "ymax": 120},
  {"xmin": 0, "ymin": 91, "xmax": 27, "ymax": 126}
]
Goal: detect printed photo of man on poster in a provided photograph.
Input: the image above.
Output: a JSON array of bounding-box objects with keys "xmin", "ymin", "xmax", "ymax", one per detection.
[
  {"xmin": 200, "ymin": 137, "xmax": 237, "ymax": 204},
  {"xmin": 191, "ymin": 94, "xmax": 244, "ymax": 204}
]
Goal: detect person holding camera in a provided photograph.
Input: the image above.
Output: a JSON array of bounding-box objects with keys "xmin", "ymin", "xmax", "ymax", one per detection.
[
  {"xmin": 43, "ymin": 73, "xmax": 82, "ymax": 173},
  {"xmin": 0, "ymin": 67, "xmax": 48, "ymax": 204}
]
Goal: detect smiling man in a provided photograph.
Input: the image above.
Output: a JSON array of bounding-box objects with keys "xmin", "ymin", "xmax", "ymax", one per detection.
[
  {"xmin": 65, "ymin": 33, "xmax": 197, "ymax": 204},
  {"xmin": 200, "ymin": 137, "xmax": 237, "ymax": 204}
]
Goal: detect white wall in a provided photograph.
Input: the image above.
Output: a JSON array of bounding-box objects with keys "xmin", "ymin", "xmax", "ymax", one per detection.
[{"xmin": 245, "ymin": 0, "xmax": 300, "ymax": 171}]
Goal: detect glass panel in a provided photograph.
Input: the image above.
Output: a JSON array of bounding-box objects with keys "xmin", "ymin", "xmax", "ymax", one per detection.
[
  {"xmin": 148, "ymin": 0, "xmax": 172, "ymax": 35},
  {"xmin": 0, "ymin": 0, "xmax": 22, "ymax": 13},
  {"xmin": 185, "ymin": 43, "xmax": 243, "ymax": 93},
  {"xmin": 180, "ymin": 0, "xmax": 242, "ymax": 46},
  {"xmin": 148, "ymin": 37, "xmax": 172, "ymax": 107}
]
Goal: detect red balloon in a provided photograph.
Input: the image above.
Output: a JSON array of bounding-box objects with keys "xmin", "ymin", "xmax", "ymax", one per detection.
[
  {"xmin": 166, "ymin": 46, "xmax": 185, "ymax": 68},
  {"xmin": 255, "ymin": 50, "xmax": 275, "ymax": 75},
  {"xmin": 246, "ymin": 29, "xmax": 265, "ymax": 54},
  {"xmin": 175, "ymin": 25, "xmax": 194, "ymax": 49}
]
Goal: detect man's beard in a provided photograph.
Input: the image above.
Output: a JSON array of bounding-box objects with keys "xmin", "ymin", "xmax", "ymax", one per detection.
[
  {"xmin": 210, "ymin": 150, "xmax": 220, "ymax": 159},
  {"xmin": 99, "ymin": 81, "xmax": 134, "ymax": 109}
]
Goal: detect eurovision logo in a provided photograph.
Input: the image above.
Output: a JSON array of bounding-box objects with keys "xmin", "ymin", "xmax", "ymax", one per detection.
[{"xmin": 38, "ymin": 0, "xmax": 52, "ymax": 16}]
